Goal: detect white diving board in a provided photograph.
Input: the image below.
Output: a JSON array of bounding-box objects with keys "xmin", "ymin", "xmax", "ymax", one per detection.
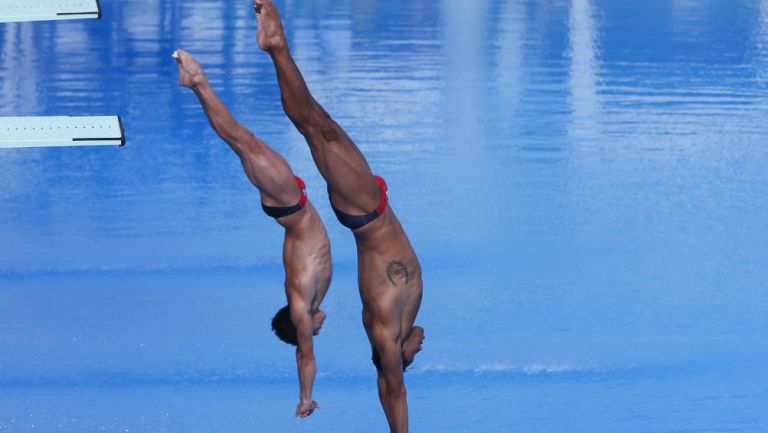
[
  {"xmin": 0, "ymin": 0, "xmax": 101, "ymax": 23},
  {"xmin": 0, "ymin": 116, "xmax": 125, "ymax": 149}
]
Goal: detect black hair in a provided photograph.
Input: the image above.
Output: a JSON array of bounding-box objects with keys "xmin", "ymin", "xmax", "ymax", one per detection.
[
  {"xmin": 371, "ymin": 346, "xmax": 409, "ymax": 372},
  {"xmin": 371, "ymin": 345, "xmax": 383, "ymax": 371},
  {"xmin": 271, "ymin": 305, "xmax": 298, "ymax": 346}
]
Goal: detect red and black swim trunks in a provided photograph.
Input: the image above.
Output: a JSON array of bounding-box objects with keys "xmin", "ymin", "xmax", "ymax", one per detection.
[
  {"xmin": 330, "ymin": 175, "xmax": 388, "ymax": 230},
  {"xmin": 261, "ymin": 176, "xmax": 308, "ymax": 219}
]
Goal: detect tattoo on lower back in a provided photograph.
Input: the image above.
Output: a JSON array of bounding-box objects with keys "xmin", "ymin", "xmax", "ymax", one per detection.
[{"xmin": 386, "ymin": 261, "xmax": 409, "ymax": 287}]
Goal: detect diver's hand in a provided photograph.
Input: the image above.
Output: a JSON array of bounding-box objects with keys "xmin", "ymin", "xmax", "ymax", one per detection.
[{"xmin": 295, "ymin": 399, "xmax": 319, "ymax": 418}]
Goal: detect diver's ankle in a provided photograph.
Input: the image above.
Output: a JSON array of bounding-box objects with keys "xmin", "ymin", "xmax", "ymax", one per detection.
[{"xmin": 267, "ymin": 42, "xmax": 290, "ymax": 57}]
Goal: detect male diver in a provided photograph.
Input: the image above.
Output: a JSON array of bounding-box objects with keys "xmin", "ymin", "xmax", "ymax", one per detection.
[
  {"xmin": 175, "ymin": 49, "xmax": 331, "ymax": 418},
  {"xmin": 254, "ymin": 2, "xmax": 425, "ymax": 432}
]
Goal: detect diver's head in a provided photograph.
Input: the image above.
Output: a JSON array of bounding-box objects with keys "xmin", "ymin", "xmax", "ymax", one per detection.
[
  {"xmin": 271, "ymin": 305, "xmax": 297, "ymax": 345},
  {"xmin": 271, "ymin": 306, "xmax": 327, "ymax": 344},
  {"xmin": 371, "ymin": 326, "xmax": 425, "ymax": 372}
]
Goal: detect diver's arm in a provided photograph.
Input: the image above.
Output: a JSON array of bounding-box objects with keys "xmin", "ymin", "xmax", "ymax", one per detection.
[{"xmin": 290, "ymin": 298, "xmax": 319, "ymax": 417}]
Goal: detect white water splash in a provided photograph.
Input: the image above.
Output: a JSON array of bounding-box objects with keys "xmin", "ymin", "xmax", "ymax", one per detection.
[{"xmin": 413, "ymin": 362, "xmax": 606, "ymax": 376}]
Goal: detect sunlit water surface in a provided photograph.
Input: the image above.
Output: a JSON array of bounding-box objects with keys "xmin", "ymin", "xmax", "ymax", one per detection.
[{"xmin": 1, "ymin": 1, "xmax": 767, "ymax": 432}]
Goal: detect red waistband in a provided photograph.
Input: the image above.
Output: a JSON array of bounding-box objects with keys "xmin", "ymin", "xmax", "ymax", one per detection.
[
  {"xmin": 294, "ymin": 175, "xmax": 308, "ymax": 208},
  {"xmin": 374, "ymin": 175, "xmax": 388, "ymax": 215}
]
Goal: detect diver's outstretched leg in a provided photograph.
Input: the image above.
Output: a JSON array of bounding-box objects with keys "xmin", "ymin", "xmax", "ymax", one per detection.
[
  {"xmin": 255, "ymin": 0, "xmax": 380, "ymax": 216},
  {"xmin": 176, "ymin": 49, "xmax": 301, "ymax": 207}
]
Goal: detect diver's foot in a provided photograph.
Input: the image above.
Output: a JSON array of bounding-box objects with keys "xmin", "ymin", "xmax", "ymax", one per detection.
[
  {"xmin": 402, "ymin": 326, "xmax": 425, "ymax": 368},
  {"xmin": 254, "ymin": 0, "xmax": 287, "ymax": 53},
  {"xmin": 174, "ymin": 49, "xmax": 208, "ymax": 89}
]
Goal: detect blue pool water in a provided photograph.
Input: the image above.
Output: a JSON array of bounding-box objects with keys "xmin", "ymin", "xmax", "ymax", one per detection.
[{"xmin": 1, "ymin": 0, "xmax": 768, "ymax": 432}]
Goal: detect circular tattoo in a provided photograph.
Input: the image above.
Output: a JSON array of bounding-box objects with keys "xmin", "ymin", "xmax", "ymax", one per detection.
[{"xmin": 386, "ymin": 260, "xmax": 409, "ymax": 287}]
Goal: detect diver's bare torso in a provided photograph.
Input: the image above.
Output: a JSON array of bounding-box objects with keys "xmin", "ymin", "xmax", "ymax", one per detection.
[
  {"xmin": 354, "ymin": 208, "xmax": 422, "ymax": 344},
  {"xmin": 278, "ymin": 200, "xmax": 332, "ymax": 309}
]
